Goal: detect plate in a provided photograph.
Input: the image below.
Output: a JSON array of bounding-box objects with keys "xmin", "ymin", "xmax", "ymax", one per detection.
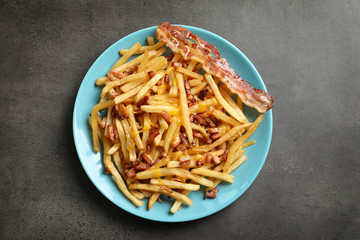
[{"xmin": 73, "ymin": 25, "xmax": 273, "ymax": 222}]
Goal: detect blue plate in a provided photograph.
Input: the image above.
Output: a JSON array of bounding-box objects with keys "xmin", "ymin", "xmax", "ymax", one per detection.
[{"xmin": 73, "ymin": 25, "xmax": 273, "ymax": 222}]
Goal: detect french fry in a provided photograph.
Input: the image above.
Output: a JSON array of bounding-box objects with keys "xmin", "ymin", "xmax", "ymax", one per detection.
[
  {"xmin": 114, "ymin": 84, "xmax": 145, "ymax": 104},
  {"xmin": 138, "ymin": 49, "xmax": 149, "ymax": 73},
  {"xmin": 206, "ymin": 154, "xmax": 247, "ymax": 191},
  {"xmin": 111, "ymin": 42, "xmax": 141, "ymax": 70},
  {"xmin": 119, "ymin": 41, "xmax": 165, "ymax": 55},
  {"xmin": 170, "ymin": 190, "xmax": 192, "ymax": 213},
  {"xmin": 121, "ymin": 119, "xmax": 137, "ymax": 162},
  {"xmin": 107, "ymin": 143, "xmax": 120, "ymax": 155},
  {"xmin": 140, "ymin": 105, "xmax": 180, "ymax": 115},
  {"xmin": 176, "ymin": 72, "xmax": 193, "ymax": 143},
  {"xmin": 177, "ymin": 66, "xmax": 203, "ymax": 79},
  {"xmin": 191, "ymin": 168, "xmax": 234, "ymax": 183},
  {"xmin": 193, "ymin": 124, "xmax": 251, "ymax": 153},
  {"xmin": 101, "ymin": 72, "xmax": 148, "ymax": 98},
  {"xmin": 147, "ymin": 36, "xmax": 155, "ymax": 46},
  {"xmin": 164, "ymin": 116, "xmax": 179, "ymax": 152},
  {"xmin": 135, "ymin": 71, "xmax": 165, "ymax": 102},
  {"xmin": 95, "ymin": 77, "xmax": 108, "ymax": 85},
  {"xmin": 90, "ymin": 100, "xmax": 114, "ymax": 152},
  {"xmin": 220, "ymin": 86, "xmax": 248, "ymax": 123},
  {"xmin": 127, "ymin": 105, "xmax": 144, "ymax": 150},
  {"xmin": 188, "ymin": 98, "xmax": 217, "ymax": 113},
  {"xmin": 150, "ymin": 179, "xmax": 200, "ymax": 191},
  {"xmin": 212, "ymin": 109, "xmax": 241, "ymax": 126},
  {"xmin": 190, "ymin": 81, "xmax": 208, "ymax": 95},
  {"xmin": 106, "ymin": 161, "xmax": 143, "ymax": 207},
  {"xmin": 115, "ymin": 119, "xmax": 129, "ymax": 159},
  {"xmin": 136, "ymin": 168, "xmax": 213, "ymax": 187},
  {"xmin": 148, "ymin": 192, "xmax": 160, "ymax": 210},
  {"xmin": 120, "ymin": 78, "xmax": 146, "ymax": 92},
  {"xmin": 223, "ymin": 114, "xmax": 264, "ymax": 172},
  {"xmin": 129, "ymin": 184, "xmax": 193, "ymax": 205},
  {"xmin": 112, "ymin": 49, "xmax": 158, "ymax": 73},
  {"xmin": 205, "ymin": 73, "xmax": 247, "ymax": 123}
]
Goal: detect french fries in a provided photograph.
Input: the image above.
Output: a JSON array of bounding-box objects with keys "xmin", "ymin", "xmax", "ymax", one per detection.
[{"xmin": 89, "ymin": 32, "xmax": 265, "ymax": 213}]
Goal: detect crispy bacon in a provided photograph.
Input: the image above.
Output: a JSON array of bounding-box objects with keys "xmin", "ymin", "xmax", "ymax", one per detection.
[
  {"xmin": 156, "ymin": 22, "xmax": 273, "ymax": 113},
  {"xmin": 205, "ymin": 187, "xmax": 219, "ymax": 199}
]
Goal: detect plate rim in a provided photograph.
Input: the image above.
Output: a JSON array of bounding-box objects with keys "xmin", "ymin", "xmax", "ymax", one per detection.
[{"xmin": 73, "ymin": 24, "xmax": 273, "ymax": 222}]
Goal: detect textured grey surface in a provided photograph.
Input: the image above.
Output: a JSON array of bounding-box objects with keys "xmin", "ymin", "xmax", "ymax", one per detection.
[{"xmin": 1, "ymin": 0, "xmax": 359, "ymax": 239}]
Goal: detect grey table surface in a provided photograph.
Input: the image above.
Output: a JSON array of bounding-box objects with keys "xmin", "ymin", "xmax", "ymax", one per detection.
[{"xmin": 1, "ymin": 0, "xmax": 359, "ymax": 239}]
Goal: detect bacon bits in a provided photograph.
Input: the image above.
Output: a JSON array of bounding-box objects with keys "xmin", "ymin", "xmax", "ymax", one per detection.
[
  {"xmin": 193, "ymin": 130, "xmax": 204, "ymax": 139},
  {"xmin": 125, "ymin": 168, "xmax": 136, "ymax": 178},
  {"xmin": 113, "ymin": 103, "xmax": 129, "ymax": 119},
  {"xmin": 194, "ymin": 114, "xmax": 207, "ymax": 125},
  {"xmin": 205, "ymin": 154, "xmax": 213, "ymax": 163},
  {"xmin": 176, "ymin": 143, "xmax": 187, "ymax": 151},
  {"xmin": 198, "ymin": 89, "xmax": 208, "ymax": 101},
  {"xmin": 164, "ymin": 74, "xmax": 169, "ymax": 84},
  {"xmin": 196, "ymin": 159, "xmax": 203, "ymax": 167},
  {"xmin": 208, "ymin": 127, "xmax": 219, "ymax": 134},
  {"xmin": 206, "ymin": 118, "xmax": 216, "ymax": 128},
  {"xmin": 180, "ymin": 160, "xmax": 190, "ymax": 167},
  {"xmin": 142, "ymin": 153, "xmax": 153, "ymax": 165},
  {"xmin": 107, "ymin": 124, "xmax": 118, "ymax": 142},
  {"xmin": 211, "ymin": 133, "xmax": 221, "ymax": 140},
  {"xmin": 160, "ymin": 111, "xmax": 172, "ymax": 124},
  {"xmin": 204, "ymin": 187, "xmax": 219, "ymax": 199},
  {"xmin": 147, "ymin": 71, "xmax": 155, "ymax": 79},
  {"xmin": 165, "ymin": 52, "xmax": 174, "ymax": 60},
  {"xmin": 137, "ymin": 96, "xmax": 149, "ymax": 106},
  {"xmin": 180, "ymin": 134, "xmax": 190, "ymax": 147},
  {"xmin": 110, "ymin": 71, "xmax": 128, "ymax": 80},
  {"xmin": 134, "ymin": 161, "xmax": 149, "ymax": 172}
]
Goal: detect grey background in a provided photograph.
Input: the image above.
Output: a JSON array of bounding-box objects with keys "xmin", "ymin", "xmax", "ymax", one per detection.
[{"xmin": 1, "ymin": 0, "xmax": 359, "ymax": 239}]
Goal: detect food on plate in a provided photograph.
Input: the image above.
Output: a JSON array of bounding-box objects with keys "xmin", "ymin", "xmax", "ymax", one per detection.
[{"xmin": 89, "ymin": 22, "xmax": 272, "ymax": 213}]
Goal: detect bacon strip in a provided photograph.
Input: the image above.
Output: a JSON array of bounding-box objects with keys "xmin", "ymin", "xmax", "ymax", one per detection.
[{"xmin": 156, "ymin": 22, "xmax": 273, "ymax": 113}]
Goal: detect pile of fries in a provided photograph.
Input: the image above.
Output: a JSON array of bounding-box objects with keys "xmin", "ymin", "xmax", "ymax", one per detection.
[{"xmin": 89, "ymin": 36, "xmax": 263, "ymax": 213}]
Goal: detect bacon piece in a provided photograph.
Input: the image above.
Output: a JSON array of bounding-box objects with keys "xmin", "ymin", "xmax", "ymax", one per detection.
[
  {"xmin": 171, "ymin": 177, "xmax": 186, "ymax": 183},
  {"xmin": 147, "ymin": 128, "xmax": 160, "ymax": 145},
  {"xmin": 180, "ymin": 160, "xmax": 190, "ymax": 167},
  {"xmin": 198, "ymin": 89, "xmax": 208, "ymax": 101},
  {"xmin": 206, "ymin": 118, "xmax": 216, "ymax": 128},
  {"xmin": 113, "ymin": 103, "xmax": 129, "ymax": 119},
  {"xmin": 134, "ymin": 161, "xmax": 149, "ymax": 172},
  {"xmin": 125, "ymin": 168, "xmax": 136, "ymax": 178},
  {"xmin": 148, "ymin": 71, "xmax": 155, "ymax": 79},
  {"xmin": 180, "ymin": 134, "xmax": 190, "ymax": 147},
  {"xmin": 107, "ymin": 124, "xmax": 118, "ymax": 142},
  {"xmin": 205, "ymin": 187, "xmax": 219, "ymax": 199},
  {"xmin": 137, "ymin": 96, "xmax": 149, "ymax": 106},
  {"xmin": 176, "ymin": 143, "xmax": 187, "ymax": 151},
  {"xmin": 166, "ymin": 52, "xmax": 174, "ymax": 60},
  {"xmin": 211, "ymin": 133, "xmax": 221, "ymax": 140},
  {"xmin": 142, "ymin": 153, "xmax": 153, "ymax": 166},
  {"xmin": 164, "ymin": 74, "xmax": 169, "ymax": 84},
  {"xmin": 194, "ymin": 114, "xmax": 207, "ymax": 125},
  {"xmin": 156, "ymin": 22, "xmax": 273, "ymax": 113},
  {"xmin": 193, "ymin": 130, "xmax": 204, "ymax": 139},
  {"xmin": 160, "ymin": 111, "xmax": 172, "ymax": 124},
  {"xmin": 205, "ymin": 154, "xmax": 213, "ymax": 163},
  {"xmin": 196, "ymin": 159, "xmax": 203, "ymax": 167}
]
